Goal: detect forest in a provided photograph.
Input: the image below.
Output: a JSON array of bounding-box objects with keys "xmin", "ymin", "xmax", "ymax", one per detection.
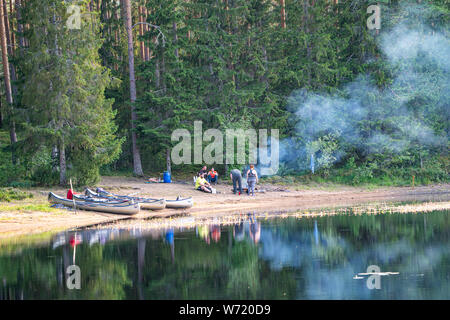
[{"xmin": 0, "ymin": 0, "xmax": 448, "ymax": 187}]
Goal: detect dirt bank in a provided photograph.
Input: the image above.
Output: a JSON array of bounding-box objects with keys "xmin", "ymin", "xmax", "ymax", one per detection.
[{"xmin": 0, "ymin": 176, "xmax": 449, "ymax": 238}]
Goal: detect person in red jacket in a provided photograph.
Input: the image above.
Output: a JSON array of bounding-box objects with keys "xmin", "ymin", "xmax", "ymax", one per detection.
[
  {"xmin": 207, "ymin": 167, "xmax": 219, "ymax": 185},
  {"xmin": 67, "ymin": 189, "xmax": 75, "ymax": 200}
]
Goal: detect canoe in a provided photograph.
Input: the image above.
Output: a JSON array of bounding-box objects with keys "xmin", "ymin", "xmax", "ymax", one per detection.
[
  {"xmin": 166, "ymin": 197, "xmax": 194, "ymax": 209},
  {"xmin": 88, "ymin": 188, "xmax": 193, "ymax": 209},
  {"xmin": 73, "ymin": 194, "xmax": 131, "ymax": 204},
  {"xmin": 85, "ymin": 188, "xmax": 166, "ymax": 210},
  {"xmin": 48, "ymin": 192, "xmax": 140, "ymax": 215}
]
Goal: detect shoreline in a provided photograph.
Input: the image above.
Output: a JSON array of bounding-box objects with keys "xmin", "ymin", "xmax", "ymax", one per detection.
[
  {"xmin": 1, "ymin": 201, "xmax": 448, "ymax": 253},
  {"xmin": 0, "ymin": 177, "xmax": 449, "ymax": 239}
]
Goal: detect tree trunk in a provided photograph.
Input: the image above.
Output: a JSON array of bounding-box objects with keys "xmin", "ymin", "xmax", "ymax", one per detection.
[
  {"xmin": 224, "ymin": 149, "xmax": 228, "ymax": 175},
  {"xmin": 59, "ymin": 141, "xmax": 67, "ymax": 186},
  {"xmin": 8, "ymin": 0, "xmax": 14, "ymax": 54},
  {"xmin": 3, "ymin": 0, "xmax": 11, "ymax": 55},
  {"xmin": 124, "ymin": 0, "xmax": 144, "ymax": 176},
  {"xmin": 51, "ymin": 145, "xmax": 58, "ymax": 172},
  {"xmin": 15, "ymin": 0, "xmax": 25, "ymax": 50},
  {"xmin": 166, "ymin": 148, "xmax": 171, "ymax": 173},
  {"xmin": 173, "ymin": 22, "xmax": 179, "ymax": 59},
  {"xmin": 138, "ymin": 5, "xmax": 145, "ymax": 60},
  {"xmin": 262, "ymin": 43, "xmax": 269, "ymax": 89},
  {"xmin": 155, "ymin": 57, "xmax": 160, "ymax": 88},
  {"xmin": 0, "ymin": 97, "xmax": 3, "ymax": 128},
  {"xmin": 0, "ymin": 0, "xmax": 17, "ymax": 164},
  {"xmin": 3, "ymin": 0, "xmax": 18, "ymax": 98},
  {"xmin": 161, "ymin": 52, "xmax": 166, "ymax": 94},
  {"xmin": 280, "ymin": 0, "xmax": 286, "ymax": 28},
  {"xmin": 144, "ymin": 7, "xmax": 150, "ymax": 61}
]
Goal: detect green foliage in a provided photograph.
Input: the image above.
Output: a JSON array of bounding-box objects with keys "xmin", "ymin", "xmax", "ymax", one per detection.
[
  {"xmin": 0, "ymin": 188, "xmax": 33, "ymax": 202},
  {"xmin": 305, "ymin": 156, "xmax": 448, "ymax": 187},
  {"xmin": 277, "ymin": 1, "xmax": 449, "ymax": 184},
  {"xmin": 0, "ymin": 0, "xmax": 447, "ymax": 187},
  {"xmin": 307, "ymin": 133, "xmax": 340, "ymax": 174},
  {"xmin": 352, "ymin": 162, "xmax": 378, "ymax": 185},
  {"xmin": 14, "ymin": 0, "xmax": 123, "ymax": 186},
  {"xmin": 0, "ymin": 135, "xmax": 28, "ymax": 187},
  {"xmin": 28, "ymin": 150, "xmax": 59, "ymax": 186},
  {"xmin": 0, "ymin": 161, "xmax": 26, "ymax": 187}
]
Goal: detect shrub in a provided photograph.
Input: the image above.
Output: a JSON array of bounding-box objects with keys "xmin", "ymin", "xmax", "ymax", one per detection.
[
  {"xmin": 31, "ymin": 165, "xmax": 59, "ymax": 186},
  {"xmin": 0, "ymin": 188, "xmax": 34, "ymax": 202}
]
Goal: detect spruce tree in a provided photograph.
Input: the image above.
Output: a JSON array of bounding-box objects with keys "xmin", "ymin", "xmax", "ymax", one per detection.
[
  {"xmin": 18, "ymin": 0, "xmax": 122, "ymax": 185},
  {"xmin": 135, "ymin": 0, "xmax": 195, "ymax": 173}
]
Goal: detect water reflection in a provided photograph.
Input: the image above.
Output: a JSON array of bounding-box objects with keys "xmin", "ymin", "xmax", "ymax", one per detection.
[{"xmin": 0, "ymin": 210, "xmax": 449, "ymax": 299}]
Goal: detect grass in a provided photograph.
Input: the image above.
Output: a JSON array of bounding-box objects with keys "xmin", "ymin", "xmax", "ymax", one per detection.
[
  {"xmin": 0, "ymin": 191, "xmax": 63, "ymax": 214},
  {"xmin": 0, "ymin": 188, "xmax": 34, "ymax": 202},
  {"xmin": 0, "ymin": 203, "xmax": 63, "ymax": 213}
]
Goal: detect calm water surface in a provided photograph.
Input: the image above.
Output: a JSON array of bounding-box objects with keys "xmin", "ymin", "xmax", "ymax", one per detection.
[{"xmin": 1, "ymin": 210, "xmax": 449, "ymax": 299}]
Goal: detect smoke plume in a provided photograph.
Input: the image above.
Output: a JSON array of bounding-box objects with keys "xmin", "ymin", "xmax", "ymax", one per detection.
[{"xmin": 281, "ymin": 3, "xmax": 449, "ymax": 173}]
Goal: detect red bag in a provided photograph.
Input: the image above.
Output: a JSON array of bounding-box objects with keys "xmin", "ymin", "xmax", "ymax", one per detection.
[{"xmin": 67, "ymin": 189, "xmax": 74, "ymax": 200}]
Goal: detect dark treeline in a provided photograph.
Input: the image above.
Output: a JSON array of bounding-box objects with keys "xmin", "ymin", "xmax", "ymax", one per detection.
[{"xmin": 0, "ymin": 0, "xmax": 448, "ymax": 186}]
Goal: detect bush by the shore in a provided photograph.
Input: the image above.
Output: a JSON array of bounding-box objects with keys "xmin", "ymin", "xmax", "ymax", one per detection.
[{"xmin": 0, "ymin": 188, "xmax": 34, "ymax": 203}]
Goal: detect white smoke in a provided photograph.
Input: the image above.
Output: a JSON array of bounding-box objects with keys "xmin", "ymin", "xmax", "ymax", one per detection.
[{"xmin": 281, "ymin": 3, "xmax": 449, "ymax": 173}]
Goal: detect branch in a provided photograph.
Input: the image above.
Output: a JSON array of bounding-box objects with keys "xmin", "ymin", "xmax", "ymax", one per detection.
[{"xmin": 132, "ymin": 22, "xmax": 166, "ymax": 47}]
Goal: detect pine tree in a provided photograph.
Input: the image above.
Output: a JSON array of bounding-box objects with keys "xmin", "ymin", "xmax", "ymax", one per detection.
[
  {"xmin": 123, "ymin": 0, "xmax": 144, "ymax": 176},
  {"xmin": 0, "ymin": 0, "xmax": 17, "ymax": 164}
]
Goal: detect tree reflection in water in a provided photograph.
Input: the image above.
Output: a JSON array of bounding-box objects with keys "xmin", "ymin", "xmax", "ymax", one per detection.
[{"xmin": 0, "ymin": 210, "xmax": 448, "ymax": 299}]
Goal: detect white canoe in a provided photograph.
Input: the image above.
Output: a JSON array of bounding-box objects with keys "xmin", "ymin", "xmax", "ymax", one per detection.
[
  {"xmin": 138, "ymin": 198, "xmax": 166, "ymax": 210},
  {"xmin": 86, "ymin": 188, "xmax": 166, "ymax": 210},
  {"xmin": 73, "ymin": 194, "xmax": 131, "ymax": 204},
  {"xmin": 166, "ymin": 197, "xmax": 194, "ymax": 209},
  {"xmin": 48, "ymin": 192, "xmax": 140, "ymax": 215}
]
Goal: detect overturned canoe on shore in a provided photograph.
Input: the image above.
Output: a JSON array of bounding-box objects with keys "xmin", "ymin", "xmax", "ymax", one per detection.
[
  {"xmin": 85, "ymin": 188, "xmax": 166, "ymax": 210},
  {"xmin": 166, "ymin": 197, "xmax": 194, "ymax": 209},
  {"xmin": 48, "ymin": 192, "xmax": 140, "ymax": 215}
]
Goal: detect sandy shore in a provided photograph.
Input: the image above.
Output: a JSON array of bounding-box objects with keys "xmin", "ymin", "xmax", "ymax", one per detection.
[{"xmin": 0, "ymin": 176, "xmax": 449, "ymax": 238}]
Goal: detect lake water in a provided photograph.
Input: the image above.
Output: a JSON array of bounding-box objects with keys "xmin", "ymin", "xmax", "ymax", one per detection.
[{"xmin": 1, "ymin": 210, "xmax": 449, "ymax": 299}]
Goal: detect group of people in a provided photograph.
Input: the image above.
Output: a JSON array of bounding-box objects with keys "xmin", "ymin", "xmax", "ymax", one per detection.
[
  {"xmin": 230, "ymin": 165, "xmax": 259, "ymax": 196},
  {"xmin": 195, "ymin": 166, "xmax": 219, "ymax": 193},
  {"xmin": 198, "ymin": 166, "xmax": 219, "ymax": 184},
  {"xmin": 195, "ymin": 165, "xmax": 259, "ymax": 196}
]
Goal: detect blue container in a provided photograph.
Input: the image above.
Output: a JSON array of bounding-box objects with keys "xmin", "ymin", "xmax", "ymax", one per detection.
[{"xmin": 163, "ymin": 171, "xmax": 172, "ymax": 183}]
